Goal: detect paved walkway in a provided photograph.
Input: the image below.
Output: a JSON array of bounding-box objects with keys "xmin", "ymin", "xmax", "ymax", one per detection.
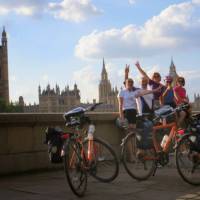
[{"xmin": 0, "ymin": 167, "xmax": 200, "ymax": 200}]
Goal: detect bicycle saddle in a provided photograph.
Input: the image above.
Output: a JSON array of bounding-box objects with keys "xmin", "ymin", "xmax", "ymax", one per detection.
[{"xmin": 64, "ymin": 107, "xmax": 85, "ymax": 119}]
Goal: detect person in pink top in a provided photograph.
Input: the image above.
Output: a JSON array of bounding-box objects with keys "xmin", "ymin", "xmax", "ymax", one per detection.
[{"xmin": 173, "ymin": 77, "xmax": 189, "ymax": 127}]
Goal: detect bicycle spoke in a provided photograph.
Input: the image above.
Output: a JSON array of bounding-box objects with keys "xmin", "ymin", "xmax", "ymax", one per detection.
[
  {"xmin": 83, "ymin": 137, "xmax": 119, "ymax": 182},
  {"xmin": 122, "ymin": 133, "xmax": 156, "ymax": 181},
  {"xmin": 64, "ymin": 140, "xmax": 87, "ymax": 197}
]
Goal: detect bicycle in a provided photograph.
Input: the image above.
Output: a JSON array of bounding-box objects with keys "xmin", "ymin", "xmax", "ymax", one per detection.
[
  {"xmin": 121, "ymin": 104, "xmax": 190, "ymax": 181},
  {"xmin": 176, "ymin": 112, "xmax": 200, "ymax": 185},
  {"xmin": 61, "ymin": 103, "xmax": 119, "ymax": 197}
]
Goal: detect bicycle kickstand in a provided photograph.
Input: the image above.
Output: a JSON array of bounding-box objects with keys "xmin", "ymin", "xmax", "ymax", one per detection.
[{"xmin": 152, "ymin": 162, "xmax": 158, "ymax": 177}]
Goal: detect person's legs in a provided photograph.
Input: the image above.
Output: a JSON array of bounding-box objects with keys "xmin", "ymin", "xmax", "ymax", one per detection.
[
  {"xmin": 124, "ymin": 109, "xmax": 137, "ymax": 161},
  {"xmin": 177, "ymin": 111, "xmax": 186, "ymax": 128}
]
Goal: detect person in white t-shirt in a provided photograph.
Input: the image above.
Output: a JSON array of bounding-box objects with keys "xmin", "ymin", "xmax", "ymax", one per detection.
[
  {"xmin": 124, "ymin": 65, "xmax": 153, "ymax": 115},
  {"xmin": 118, "ymin": 78, "xmax": 160, "ymax": 129},
  {"xmin": 136, "ymin": 77, "xmax": 154, "ymax": 115}
]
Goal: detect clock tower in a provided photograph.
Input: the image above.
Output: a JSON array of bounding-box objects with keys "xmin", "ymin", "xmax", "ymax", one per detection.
[{"xmin": 0, "ymin": 27, "xmax": 9, "ymax": 104}]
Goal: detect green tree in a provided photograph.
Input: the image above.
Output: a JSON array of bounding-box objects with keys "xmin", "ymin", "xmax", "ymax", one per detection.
[{"xmin": 0, "ymin": 98, "xmax": 23, "ymax": 113}]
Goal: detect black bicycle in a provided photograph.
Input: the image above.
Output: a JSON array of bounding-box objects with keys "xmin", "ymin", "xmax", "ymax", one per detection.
[{"xmin": 176, "ymin": 112, "xmax": 200, "ymax": 185}]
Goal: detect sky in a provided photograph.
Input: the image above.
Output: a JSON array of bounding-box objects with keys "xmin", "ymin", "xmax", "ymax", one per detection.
[{"xmin": 0, "ymin": 0, "xmax": 200, "ymax": 104}]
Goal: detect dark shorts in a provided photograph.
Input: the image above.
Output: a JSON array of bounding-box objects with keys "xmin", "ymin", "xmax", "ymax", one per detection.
[{"xmin": 123, "ymin": 109, "xmax": 137, "ymax": 124}]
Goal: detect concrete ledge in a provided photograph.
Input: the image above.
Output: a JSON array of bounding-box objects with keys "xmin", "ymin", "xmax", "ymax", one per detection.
[{"xmin": 0, "ymin": 113, "xmax": 122, "ymax": 175}]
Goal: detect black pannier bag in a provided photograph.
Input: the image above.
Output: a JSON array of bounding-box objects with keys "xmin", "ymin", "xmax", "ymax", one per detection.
[
  {"xmin": 189, "ymin": 114, "xmax": 200, "ymax": 153},
  {"xmin": 44, "ymin": 127, "xmax": 63, "ymax": 163},
  {"xmin": 136, "ymin": 117, "xmax": 153, "ymax": 149}
]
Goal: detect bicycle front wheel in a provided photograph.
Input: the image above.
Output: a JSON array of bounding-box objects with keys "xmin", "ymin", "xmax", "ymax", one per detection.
[
  {"xmin": 176, "ymin": 133, "xmax": 200, "ymax": 185},
  {"xmin": 121, "ymin": 132, "xmax": 156, "ymax": 181},
  {"xmin": 64, "ymin": 140, "xmax": 87, "ymax": 197},
  {"xmin": 83, "ymin": 137, "xmax": 119, "ymax": 183}
]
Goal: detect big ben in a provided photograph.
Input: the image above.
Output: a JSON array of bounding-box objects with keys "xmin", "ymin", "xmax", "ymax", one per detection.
[{"xmin": 0, "ymin": 27, "xmax": 9, "ymax": 104}]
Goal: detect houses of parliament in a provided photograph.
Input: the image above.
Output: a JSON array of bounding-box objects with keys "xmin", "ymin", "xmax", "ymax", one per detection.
[
  {"xmin": 1, "ymin": 28, "xmax": 200, "ymax": 112},
  {"xmin": 18, "ymin": 58, "xmax": 118, "ymax": 112}
]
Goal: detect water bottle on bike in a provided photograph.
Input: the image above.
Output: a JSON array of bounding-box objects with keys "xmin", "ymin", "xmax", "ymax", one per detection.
[{"xmin": 87, "ymin": 124, "xmax": 95, "ymax": 161}]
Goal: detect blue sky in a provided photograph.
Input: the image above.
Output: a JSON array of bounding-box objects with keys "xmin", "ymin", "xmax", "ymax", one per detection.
[{"xmin": 0, "ymin": 0, "xmax": 200, "ymax": 104}]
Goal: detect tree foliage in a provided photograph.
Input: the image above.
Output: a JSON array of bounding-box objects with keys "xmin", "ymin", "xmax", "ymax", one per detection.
[{"xmin": 0, "ymin": 98, "xmax": 23, "ymax": 113}]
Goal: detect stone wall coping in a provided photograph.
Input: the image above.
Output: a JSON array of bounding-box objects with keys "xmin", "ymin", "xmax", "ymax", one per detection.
[{"xmin": 0, "ymin": 112, "xmax": 119, "ymax": 126}]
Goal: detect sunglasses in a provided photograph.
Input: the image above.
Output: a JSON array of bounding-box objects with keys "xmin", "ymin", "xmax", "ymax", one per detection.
[
  {"xmin": 154, "ymin": 75, "xmax": 160, "ymax": 78},
  {"xmin": 178, "ymin": 80, "xmax": 184, "ymax": 83}
]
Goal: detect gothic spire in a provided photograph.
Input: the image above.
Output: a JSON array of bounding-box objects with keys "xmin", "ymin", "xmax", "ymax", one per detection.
[
  {"xmin": 170, "ymin": 56, "xmax": 176, "ymax": 71},
  {"xmin": 101, "ymin": 58, "xmax": 108, "ymax": 80},
  {"xmin": 2, "ymin": 26, "xmax": 6, "ymax": 37}
]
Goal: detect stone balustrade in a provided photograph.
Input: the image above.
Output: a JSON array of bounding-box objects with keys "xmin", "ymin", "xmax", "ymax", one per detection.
[{"xmin": 0, "ymin": 113, "xmax": 122, "ymax": 175}]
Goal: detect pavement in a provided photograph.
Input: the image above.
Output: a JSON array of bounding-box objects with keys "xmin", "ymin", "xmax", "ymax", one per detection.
[{"xmin": 0, "ymin": 165, "xmax": 200, "ymax": 200}]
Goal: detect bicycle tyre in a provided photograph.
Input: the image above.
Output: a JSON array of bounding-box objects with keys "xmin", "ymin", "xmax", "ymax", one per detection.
[
  {"xmin": 121, "ymin": 132, "xmax": 156, "ymax": 181},
  {"xmin": 63, "ymin": 140, "xmax": 87, "ymax": 197},
  {"xmin": 83, "ymin": 137, "xmax": 119, "ymax": 183},
  {"xmin": 176, "ymin": 133, "xmax": 200, "ymax": 185}
]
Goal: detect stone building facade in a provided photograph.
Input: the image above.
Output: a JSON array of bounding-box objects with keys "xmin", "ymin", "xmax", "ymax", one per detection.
[
  {"xmin": 192, "ymin": 94, "xmax": 200, "ymax": 111},
  {"xmin": 98, "ymin": 59, "xmax": 118, "ymax": 112},
  {"xmin": 38, "ymin": 84, "xmax": 80, "ymax": 113},
  {"xmin": 0, "ymin": 27, "xmax": 9, "ymax": 104},
  {"xmin": 169, "ymin": 58, "xmax": 179, "ymax": 87}
]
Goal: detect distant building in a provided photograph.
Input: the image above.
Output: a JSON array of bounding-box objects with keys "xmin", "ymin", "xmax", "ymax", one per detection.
[
  {"xmin": 0, "ymin": 27, "xmax": 9, "ymax": 104},
  {"xmin": 98, "ymin": 58, "xmax": 118, "ymax": 112},
  {"xmin": 38, "ymin": 84, "xmax": 80, "ymax": 113},
  {"xmin": 193, "ymin": 94, "xmax": 200, "ymax": 111},
  {"xmin": 169, "ymin": 58, "xmax": 179, "ymax": 87}
]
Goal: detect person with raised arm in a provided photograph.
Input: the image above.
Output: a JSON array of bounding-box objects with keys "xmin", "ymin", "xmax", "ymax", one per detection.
[
  {"xmin": 135, "ymin": 61, "xmax": 165, "ymax": 109},
  {"xmin": 161, "ymin": 76, "xmax": 176, "ymax": 108},
  {"xmin": 118, "ymin": 78, "xmax": 161, "ymax": 129},
  {"xmin": 124, "ymin": 65, "xmax": 153, "ymax": 115}
]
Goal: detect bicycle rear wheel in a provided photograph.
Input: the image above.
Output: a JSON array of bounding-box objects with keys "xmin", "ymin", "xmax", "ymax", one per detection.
[
  {"xmin": 176, "ymin": 134, "xmax": 200, "ymax": 185},
  {"xmin": 63, "ymin": 140, "xmax": 87, "ymax": 197},
  {"xmin": 83, "ymin": 137, "xmax": 119, "ymax": 182},
  {"xmin": 121, "ymin": 132, "xmax": 156, "ymax": 181}
]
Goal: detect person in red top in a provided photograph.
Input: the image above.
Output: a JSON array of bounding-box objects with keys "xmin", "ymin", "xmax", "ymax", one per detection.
[{"xmin": 173, "ymin": 76, "xmax": 189, "ymax": 127}]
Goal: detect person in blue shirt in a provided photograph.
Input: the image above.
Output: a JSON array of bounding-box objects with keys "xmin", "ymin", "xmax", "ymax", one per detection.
[{"xmin": 161, "ymin": 76, "xmax": 176, "ymax": 108}]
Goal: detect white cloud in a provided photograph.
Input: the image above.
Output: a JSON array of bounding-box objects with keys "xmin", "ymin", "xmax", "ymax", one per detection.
[
  {"xmin": 0, "ymin": 0, "xmax": 102, "ymax": 21},
  {"xmin": 75, "ymin": 0, "xmax": 200, "ymax": 59},
  {"xmin": 179, "ymin": 70, "xmax": 200, "ymax": 80},
  {"xmin": 48, "ymin": 0, "xmax": 103, "ymax": 23},
  {"xmin": 193, "ymin": 0, "xmax": 200, "ymax": 5},
  {"xmin": 73, "ymin": 65, "xmax": 99, "ymax": 102},
  {"xmin": 0, "ymin": 0, "xmax": 46, "ymax": 16},
  {"xmin": 41, "ymin": 74, "xmax": 49, "ymax": 82},
  {"xmin": 128, "ymin": 0, "xmax": 136, "ymax": 5}
]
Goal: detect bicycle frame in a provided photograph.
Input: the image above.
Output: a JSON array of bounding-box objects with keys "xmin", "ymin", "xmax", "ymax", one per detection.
[
  {"xmin": 153, "ymin": 121, "xmax": 178, "ymax": 153},
  {"xmin": 64, "ymin": 126, "xmax": 99, "ymax": 170}
]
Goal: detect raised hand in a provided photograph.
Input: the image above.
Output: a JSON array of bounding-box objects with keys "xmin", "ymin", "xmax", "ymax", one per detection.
[
  {"xmin": 135, "ymin": 61, "xmax": 141, "ymax": 68},
  {"xmin": 125, "ymin": 64, "xmax": 130, "ymax": 80},
  {"xmin": 125, "ymin": 64, "xmax": 130, "ymax": 74}
]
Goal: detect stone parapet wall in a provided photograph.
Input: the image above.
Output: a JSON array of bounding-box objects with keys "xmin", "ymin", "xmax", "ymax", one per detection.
[{"xmin": 0, "ymin": 113, "xmax": 122, "ymax": 175}]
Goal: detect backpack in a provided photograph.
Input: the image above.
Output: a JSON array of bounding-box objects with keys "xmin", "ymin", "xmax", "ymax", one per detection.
[
  {"xmin": 189, "ymin": 115, "xmax": 200, "ymax": 153},
  {"xmin": 44, "ymin": 127, "xmax": 63, "ymax": 163},
  {"xmin": 140, "ymin": 96, "xmax": 153, "ymax": 114},
  {"xmin": 136, "ymin": 118, "xmax": 153, "ymax": 149}
]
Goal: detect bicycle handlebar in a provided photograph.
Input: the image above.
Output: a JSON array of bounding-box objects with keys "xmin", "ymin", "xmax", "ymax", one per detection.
[{"xmin": 85, "ymin": 102, "xmax": 103, "ymax": 112}]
